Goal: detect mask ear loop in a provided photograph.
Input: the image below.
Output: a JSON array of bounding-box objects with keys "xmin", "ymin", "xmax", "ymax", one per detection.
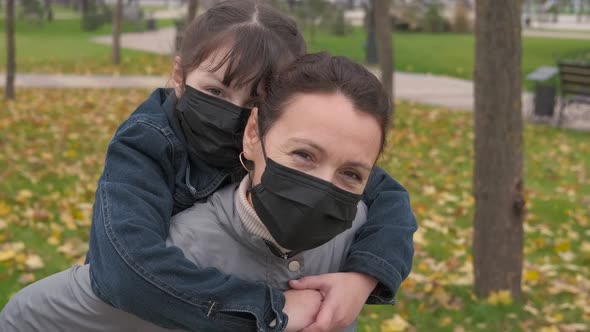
[
  {"xmin": 240, "ymin": 152, "xmax": 257, "ymax": 195},
  {"xmin": 259, "ymin": 137, "xmax": 272, "ymax": 168}
]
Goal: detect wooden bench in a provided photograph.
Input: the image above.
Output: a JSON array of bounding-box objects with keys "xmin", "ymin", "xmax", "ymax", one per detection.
[{"xmin": 557, "ymin": 61, "xmax": 590, "ymax": 125}]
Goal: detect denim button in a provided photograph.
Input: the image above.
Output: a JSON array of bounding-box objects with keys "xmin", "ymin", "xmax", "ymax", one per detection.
[
  {"xmin": 269, "ymin": 318, "xmax": 277, "ymax": 328},
  {"xmin": 288, "ymin": 260, "xmax": 300, "ymax": 272}
]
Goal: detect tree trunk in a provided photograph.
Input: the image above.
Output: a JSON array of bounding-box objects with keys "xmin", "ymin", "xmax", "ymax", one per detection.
[
  {"xmin": 112, "ymin": 0, "xmax": 122, "ymax": 65},
  {"xmin": 45, "ymin": 0, "xmax": 54, "ymax": 21},
  {"xmin": 187, "ymin": 0, "xmax": 198, "ymax": 23},
  {"xmin": 5, "ymin": 0, "xmax": 16, "ymax": 100},
  {"xmin": 365, "ymin": 2, "xmax": 378, "ymax": 65},
  {"xmin": 374, "ymin": 0, "xmax": 394, "ymax": 104},
  {"xmin": 80, "ymin": 0, "xmax": 88, "ymax": 13},
  {"xmin": 473, "ymin": 0, "xmax": 525, "ymax": 299}
]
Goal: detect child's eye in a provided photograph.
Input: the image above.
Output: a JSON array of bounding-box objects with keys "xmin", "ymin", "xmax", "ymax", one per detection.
[{"xmin": 206, "ymin": 88, "xmax": 223, "ymax": 97}]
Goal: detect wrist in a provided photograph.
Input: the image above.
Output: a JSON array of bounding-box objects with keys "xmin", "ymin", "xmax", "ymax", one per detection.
[{"xmin": 347, "ymin": 272, "xmax": 378, "ymax": 296}]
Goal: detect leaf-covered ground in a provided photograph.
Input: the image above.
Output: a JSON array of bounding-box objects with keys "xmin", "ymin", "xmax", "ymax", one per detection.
[{"xmin": 0, "ymin": 89, "xmax": 588, "ymax": 331}]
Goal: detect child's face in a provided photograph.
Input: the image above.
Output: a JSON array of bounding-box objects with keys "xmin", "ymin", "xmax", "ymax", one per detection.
[{"xmin": 184, "ymin": 50, "xmax": 261, "ymax": 109}]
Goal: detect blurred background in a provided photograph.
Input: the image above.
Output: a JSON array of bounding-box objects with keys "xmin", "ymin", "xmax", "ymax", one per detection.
[{"xmin": 1, "ymin": 0, "xmax": 589, "ymax": 331}]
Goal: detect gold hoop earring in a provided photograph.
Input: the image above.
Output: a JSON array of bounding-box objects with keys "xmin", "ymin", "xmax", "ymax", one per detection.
[{"xmin": 239, "ymin": 152, "xmax": 252, "ymax": 172}]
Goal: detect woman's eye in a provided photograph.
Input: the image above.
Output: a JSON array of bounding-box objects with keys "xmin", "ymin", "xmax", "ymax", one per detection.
[
  {"xmin": 293, "ymin": 150, "xmax": 313, "ymax": 162},
  {"xmin": 343, "ymin": 170, "xmax": 362, "ymax": 182}
]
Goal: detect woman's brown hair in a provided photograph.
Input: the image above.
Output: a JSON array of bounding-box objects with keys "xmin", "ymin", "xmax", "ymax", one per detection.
[{"xmin": 258, "ymin": 52, "xmax": 393, "ymax": 153}]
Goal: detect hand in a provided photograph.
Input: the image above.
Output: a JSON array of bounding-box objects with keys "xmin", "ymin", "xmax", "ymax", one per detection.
[
  {"xmin": 283, "ymin": 289, "xmax": 323, "ymax": 332},
  {"xmin": 289, "ymin": 272, "xmax": 378, "ymax": 332}
]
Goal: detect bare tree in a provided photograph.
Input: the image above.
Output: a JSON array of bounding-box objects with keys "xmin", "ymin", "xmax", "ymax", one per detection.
[
  {"xmin": 5, "ymin": 0, "xmax": 16, "ymax": 100},
  {"xmin": 45, "ymin": 0, "xmax": 54, "ymax": 21},
  {"xmin": 112, "ymin": 0, "xmax": 123, "ymax": 65},
  {"xmin": 188, "ymin": 0, "xmax": 199, "ymax": 22},
  {"xmin": 374, "ymin": 0, "xmax": 394, "ymax": 105},
  {"xmin": 364, "ymin": 1, "xmax": 378, "ymax": 64},
  {"xmin": 473, "ymin": 0, "xmax": 525, "ymax": 299},
  {"xmin": 578, "ymin": 0, "xmax": 588, "ymax": 23},
  {"xmin": 80, "ymin": 0, "xmax": 89, "ymax": 14}
]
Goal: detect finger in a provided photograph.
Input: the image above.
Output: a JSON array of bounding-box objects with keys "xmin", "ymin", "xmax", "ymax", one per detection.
[
  {"xmin": 300, "ymin": 300, "xmax": 335, "ymax": 332},
  {"xmin": 289, "ymin": 275, "xmax": 328, "ymax": 291}
]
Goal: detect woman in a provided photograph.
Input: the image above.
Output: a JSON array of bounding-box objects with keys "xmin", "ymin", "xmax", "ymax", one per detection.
[{"xmin": 0, "ymin": 53, "xmax": 393, "ymax": 332}]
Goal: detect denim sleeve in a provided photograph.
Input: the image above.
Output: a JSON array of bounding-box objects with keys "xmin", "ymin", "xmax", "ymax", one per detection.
[
  {"xmin": 342, "ymin": 166, "xmax": 417, "ymax": 304},
  {"xmin": 87, "ymin": 118, "xmax": 288, "ymax": 332}
]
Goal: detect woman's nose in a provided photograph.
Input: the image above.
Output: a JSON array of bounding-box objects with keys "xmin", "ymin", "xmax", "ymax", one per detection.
[{"xmin": 313, "ymin": 168, "xmax": 336, "ymax": 184}]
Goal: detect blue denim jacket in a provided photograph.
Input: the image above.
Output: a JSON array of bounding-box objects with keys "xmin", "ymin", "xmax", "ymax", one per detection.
[{"xmin": 86, "ymin": 89, "xmax": 417, "ymax": 332}]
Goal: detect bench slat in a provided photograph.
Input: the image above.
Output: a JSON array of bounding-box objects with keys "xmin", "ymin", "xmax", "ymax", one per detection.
[
  {"xmin": 561, "ymin": 74, "xmax": 590, "ymax": 85},
  {"xmin": 559, "ymin": 66, "xmax": 590, "ymax": 77},
  {"xmin": 562, "ymin": 85, "xmax": 590, "ymax": 97}
]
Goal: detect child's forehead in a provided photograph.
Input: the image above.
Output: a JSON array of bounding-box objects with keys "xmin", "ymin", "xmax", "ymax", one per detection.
[{"xmin": 197, "ymin": 47, "xmax": 267, "ymax": 97}]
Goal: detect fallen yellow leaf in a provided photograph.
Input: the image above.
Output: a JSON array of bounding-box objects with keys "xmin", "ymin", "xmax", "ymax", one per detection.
[
  {"xmin": 487, "ymin": 290, "xmax": 513, "ymax": 305},
  {"xmin": 15, "ymin": 189, "xmax": 33, "ymax": 203},
  {"xmin": 0, "ymin": 249, "xmax": 16, "ymax": 262},
  {"xmin": 0, "ymin": 201, "xmax": 10, "ymax": 217},
  {"xmin": 25, "ymin": 254, "xmax": 45, "ymax": 270},
  {"xmin": 524, "ymin": 269, "xmax": 540, "ymax": 282},
  {"xmin": 17, "ymin": 273, "xmax": 36, "ymax": 284},
  {"xmin": 539, "ymin": 326, "xmax": 560, "ymax": 332},
  {"xmin": 380, "ymin": 315, "xmax": 409, "ymax": 332}
]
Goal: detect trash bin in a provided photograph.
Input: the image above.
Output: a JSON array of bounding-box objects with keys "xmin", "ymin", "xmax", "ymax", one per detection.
[
  {"xmin": 533, "ymin": 84, "xmax": 556, "ymax": 117},
  {"xmin": 146, "ymin": 18, "xmax": 157, "ymax": 31},
  {"xmin": 526, "ymin": 66, "xmax": 558, "ymax": 117}
]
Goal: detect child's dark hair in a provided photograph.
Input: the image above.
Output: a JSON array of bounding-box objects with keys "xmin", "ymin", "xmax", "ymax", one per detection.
[
  {"xmin": 179, "ymin": 0, "xmax": 306, "ymax": 97},
  {"xmin": 258, "ymin": 52, "xmax": 392, "ymax": 153}
]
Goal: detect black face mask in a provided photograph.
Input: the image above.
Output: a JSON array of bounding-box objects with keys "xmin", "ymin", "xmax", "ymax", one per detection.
[
  {"xmin": 249, "ymin": 145, "xmax": 362, "ymax": 252},
  {"xmin": 175, "ymin": 86, "xmax": 251, "ymax": 168}
]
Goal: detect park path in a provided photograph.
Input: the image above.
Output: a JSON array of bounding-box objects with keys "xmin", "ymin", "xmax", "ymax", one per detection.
[
  {"xmin": 523, "ymin": 29, "xmax": 590, "ymax": 40},
  {"xmin": 3, "ymin": 71, "xmax": 588, "ymax": 131},
  {"xmin": 0, "ymin": 70, "xmax": 479, "ymax": 111},
  {"xmin": 92, "ymin": 27, "xmax": 177, "ymax": 56},
  {"xmin": 0, "ymin": 71, "xmax": 478, "ymax": 111}
]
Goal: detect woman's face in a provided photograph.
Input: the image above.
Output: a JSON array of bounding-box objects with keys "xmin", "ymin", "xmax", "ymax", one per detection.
[{"xmin": 243, "ymin": 92, "xmax": 383, "ymax": 195}]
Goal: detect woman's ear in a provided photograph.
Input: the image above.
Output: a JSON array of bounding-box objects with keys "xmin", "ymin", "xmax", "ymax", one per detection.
[
  {"xmin": 243, "ymin": 107, "xmax": 261, "ymax": 160},
  {"xmin": 173, "ymin": 56, "xmax": 184, "ymax": 98}
]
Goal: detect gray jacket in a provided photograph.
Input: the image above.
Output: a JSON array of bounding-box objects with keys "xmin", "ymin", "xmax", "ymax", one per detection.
[{"xmin": 0, "ymin": 183, "xmax": 367, "ymax": 332}]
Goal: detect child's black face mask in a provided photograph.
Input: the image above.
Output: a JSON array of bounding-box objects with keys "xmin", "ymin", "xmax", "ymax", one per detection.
[{"xmin": 176, "ymin": 86, "xmax": 251, "ymax": 169}]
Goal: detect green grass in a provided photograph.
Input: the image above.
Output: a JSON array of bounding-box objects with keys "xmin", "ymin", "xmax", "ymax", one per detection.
[
  {"xmin": 306, "ymin": 27, "xmax": 589, "ymax": 89},
  {"xmin": 0, "ymin": 17, "xmax": 587, "ymax": 83},
  {"xmin": 1, "ymin": 89, "xmax": 588, "ymax": 331},
  {"xmin": 0, "ymin": 17, "xmax": 174, "ymax": 75}
]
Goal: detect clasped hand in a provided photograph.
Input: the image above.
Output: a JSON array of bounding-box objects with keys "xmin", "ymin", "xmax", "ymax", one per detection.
[{"xmin": 282, "ymin": 272, "xmax": 378, "ymax": 332}]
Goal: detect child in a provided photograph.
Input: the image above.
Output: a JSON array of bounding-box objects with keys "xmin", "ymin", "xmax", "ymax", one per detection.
[{"xmin": 82, "ymin": 1, "xmax": 416, "ymax": 331}]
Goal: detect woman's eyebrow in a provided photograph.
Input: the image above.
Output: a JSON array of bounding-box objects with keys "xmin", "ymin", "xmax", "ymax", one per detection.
[
  {"xmin": 344, "ymin": 161, "xmax": 373, "ymax": 173},
  {"xmin": 287, "ymin": 138, "xmax": 326, "ymax": 154}
]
